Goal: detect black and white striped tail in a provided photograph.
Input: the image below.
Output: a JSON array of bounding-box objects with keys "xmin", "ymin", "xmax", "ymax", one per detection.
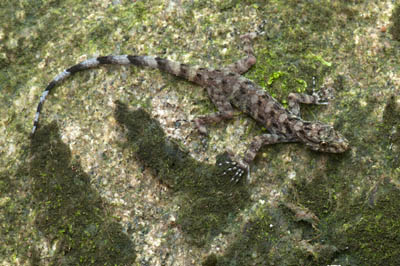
[{"xmin": 31, "ymin": 55, "xmax": 193, "ymax": 135}]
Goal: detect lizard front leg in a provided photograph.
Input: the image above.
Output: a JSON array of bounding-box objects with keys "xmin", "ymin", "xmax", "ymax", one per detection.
[
  {"xmin": 224, "ymin": 133, "xmax": 297, "ymax": 183},
  {"xmin": 288, "ymin": 92, "xmax": 329, "ymax": 116},
  {"xmin": 243, "ymin": 133, "xmax": 297, "ymax": 163},
  {"xmin": 194, "ymin": 107, "xmax": 233, "ymax": 134},
  {"xmin": 288, "ymin": 78, "xmax": 333, "ymax": 116}
]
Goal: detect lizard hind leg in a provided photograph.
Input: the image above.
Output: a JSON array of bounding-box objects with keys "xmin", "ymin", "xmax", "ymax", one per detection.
[
  {"xmin": 225, "ymin": 32, "xmax": 257, "ymax": 75},
  {"xmin": 288, "ymin": 87, "xmax": 333, "ymax": 117},
  {"xmin": 193, "ymin": 86, "xmax": 234, "ymax": 135},
  {"xmin": 225, "ymin": 20, "xmax": 267, "ymax": 74},
  {"xmin": 194, "ymin": 107, "xmax": 234, "ymax": 135}
]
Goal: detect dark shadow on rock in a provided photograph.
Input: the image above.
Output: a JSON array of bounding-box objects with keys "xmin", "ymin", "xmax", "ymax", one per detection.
[
  {"xmin": 29, "ymin": 122, "xmax": 136, "ymax": 265},
  {"xmin": 114, "ymin": 101, "xmax": 250, "ymax": 246}
]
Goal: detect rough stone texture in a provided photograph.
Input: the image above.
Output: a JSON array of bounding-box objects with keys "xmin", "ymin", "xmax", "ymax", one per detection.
[{"xmin": 1, "ymin": 0, "xmax": 400, "ymax": 265}]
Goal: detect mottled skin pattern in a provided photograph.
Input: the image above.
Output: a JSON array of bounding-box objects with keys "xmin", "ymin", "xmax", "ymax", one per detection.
[{"xmin": 31, "ymin": 24, "xmax": 349, "ymax": 181}]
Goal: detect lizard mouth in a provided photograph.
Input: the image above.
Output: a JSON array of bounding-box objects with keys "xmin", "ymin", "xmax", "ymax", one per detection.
[{"xmin": 330, "ymin": 139, "xmax": 349, "ymax": 153}]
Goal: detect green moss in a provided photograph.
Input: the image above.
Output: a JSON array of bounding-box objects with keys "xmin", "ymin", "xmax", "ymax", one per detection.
[
  {"xmin": 244, "ymin": 47, "xmax": 320, "ymax": 105},
  {"xmin": 290, "ymin": 159, "xmax": 344, "ymax": 219},
  {"xmin": 3, "ymin": 0, "xmax": 400, "ymax": 264},
  {"xmin": 382, "ymin": 95, "xmax": 400, "ymax": 145},
  {"xmin": 389, "ymin": 4, "xmax": 400, "ymax": 41},
  {"xmin": 29, "ymin": 123, "xmax": 136, "ymax": 265},
  {"xmin": 285, "ymin": 146, "xmax": 400, "ymax": 265},
  {"xmin": 211, "ymin": 205, "xmax": 335, "ymax": 265},
  {"xmin": 375, "ymin": 95, "xmax": 400, "ymax": 170},
  {"xmin": 343, "ymin": 182, "xmax": 400, "ymax": 264},
  {"xmin": 211, "ymin": 212, "xmax": 277, "ymax": 266},
  {"xmin": 202, "ymin": 253, "xmax": 218, "ymax": 266},
  {"xmin": 114, "ymin": 101, "xmax": 250, "ymax": 246},
  {"xmin": 0, "ymin": 170, "xmax": 32, "ymax": 263},
  {"xmin": 243, "ymin": 2, "xmax": 344, "ymax": 108}
]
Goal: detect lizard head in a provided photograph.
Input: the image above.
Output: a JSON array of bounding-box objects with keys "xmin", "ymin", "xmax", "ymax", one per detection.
[{"xmin": 296, "ymin": 121, "xmax": 349, "ymax": 153}]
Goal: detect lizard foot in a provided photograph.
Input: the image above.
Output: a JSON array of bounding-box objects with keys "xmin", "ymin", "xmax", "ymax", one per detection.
[
  {"xmin": 217, "ymin": 152, "xmax": 249, "ymax": 183},
  {"xmin": 312, "ymin": 87, "xmax": 334, "ymax": 105},
  {"xmin": 311, "ymin": 76, "xmax": 334, "ymax": 104}
]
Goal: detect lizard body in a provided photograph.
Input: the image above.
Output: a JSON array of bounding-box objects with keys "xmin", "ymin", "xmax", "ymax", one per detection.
[{"xmin": 31, "ymin": 26, "xmax": 349, "ymax": 180}]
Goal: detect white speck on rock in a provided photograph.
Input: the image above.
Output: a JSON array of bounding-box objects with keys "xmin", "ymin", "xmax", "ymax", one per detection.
[{"xmin": 288, "ymin": 171, "xmax": 296, "ymax": 179}]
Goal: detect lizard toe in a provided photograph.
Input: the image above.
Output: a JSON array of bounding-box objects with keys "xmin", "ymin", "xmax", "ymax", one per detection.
[{"xmin": 217, "ymin": 158, "xmax": 249, "ymax": 183}]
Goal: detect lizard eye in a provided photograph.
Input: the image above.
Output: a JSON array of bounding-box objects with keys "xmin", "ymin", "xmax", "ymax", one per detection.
[{"xmin": 321, "ymin": 141, "xmax": 328, "ymax": 147}]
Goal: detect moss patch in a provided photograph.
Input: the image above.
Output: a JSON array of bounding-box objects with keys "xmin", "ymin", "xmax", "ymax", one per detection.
[
  {"xmin": 341, "ymin": 181, "xmax": 400, "ymax": 265},
  {"xmin": 389, "ymin": 3, "xmax": 400, "ymax": 41},
  {"xmin": 2, "ymin": 0, "xmax": 400, "ymax": 264},
  {"xmin": 29, "ymin": 123, "xmax": 136, "ymax": 265},
  {"xmin": 114, "ymin": 101, "xmax": 250, "ymax": 246}
]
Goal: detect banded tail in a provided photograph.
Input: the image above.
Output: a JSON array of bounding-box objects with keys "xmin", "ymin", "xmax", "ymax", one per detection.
[{"xmin": 31, "ymin": 55, "xmax": 198, "ymax": 135}]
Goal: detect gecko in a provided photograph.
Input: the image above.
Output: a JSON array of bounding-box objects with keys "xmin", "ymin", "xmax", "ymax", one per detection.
[{"xmin": 31, "ymin": 22, "xmax": 349, "ymax": 181}]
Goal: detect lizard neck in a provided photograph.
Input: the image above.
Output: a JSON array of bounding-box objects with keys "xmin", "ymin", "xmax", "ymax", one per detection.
[{"xmin": 287, "ymin": 116, "xmax": 313, "ymax": 140}]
